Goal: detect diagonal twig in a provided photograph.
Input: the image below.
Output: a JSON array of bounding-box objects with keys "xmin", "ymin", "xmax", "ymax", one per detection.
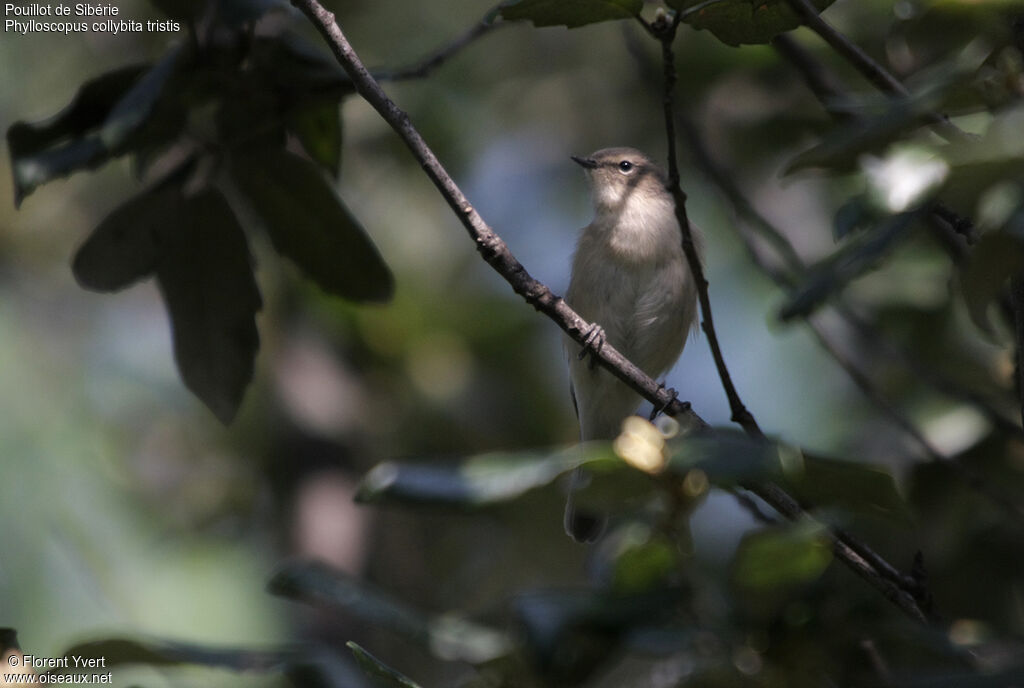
[
  {"xmin": 286, "ymin": 0, "xmax": 703, "ymax": 433},
  {"xmin": 290, "ymin": 0, "xmax": 931, "ymax": 624},
  {"xmin": 650, "ymin": 12, "xmax": 929, "ymax": 623}
]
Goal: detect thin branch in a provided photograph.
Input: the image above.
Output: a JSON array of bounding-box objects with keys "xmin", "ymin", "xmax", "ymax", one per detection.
[
  {"xmin": 290, "ymin": 0, "xmax": 930, "ymax": 624},
  {"xmin": 652, "ymin": 13, "xmax": 762, "ymax": 438},
  {"xmin": 287, "ymin": 0, "xmax": 703, "ymax": 434},
  {"xmin": 373, "ymin": 7, "xmax": 508, "ymax": 82},
  {"xmin": 675, "ymin": 108, "xmax": 1024, "ymax": 517},
  {"xmin": 653, "ymin": 12, "xmax": 930, "ymax": 622}
]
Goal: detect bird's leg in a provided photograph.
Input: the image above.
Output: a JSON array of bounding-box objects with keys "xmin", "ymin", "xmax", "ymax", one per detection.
[
  {"xmin": 649, "ymin": 382, "xmax": 678, "ymax": 420},
  {"xmin": 577, "ymin": 323, "xmax": 607, "ymax": 370}
]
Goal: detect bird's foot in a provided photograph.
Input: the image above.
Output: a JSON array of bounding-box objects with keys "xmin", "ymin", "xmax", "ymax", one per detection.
[
  {"xmin": 649, "ymin": 383, "xmax": 678, "ymax": 420},
  {"xmin": 577, "ymin": 323, "xmax": 607, "ymax": 370}
]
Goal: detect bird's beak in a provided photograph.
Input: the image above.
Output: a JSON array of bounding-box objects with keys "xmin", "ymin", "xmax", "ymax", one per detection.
[{"xmin": 570, "ymin": 155, "xmax": 598, "ymax": 169}]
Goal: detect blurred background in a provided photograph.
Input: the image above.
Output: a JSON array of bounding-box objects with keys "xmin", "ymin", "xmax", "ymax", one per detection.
[{"xmin": 2, "ymin": 0, "xmax": 1023, "ymax": 685}]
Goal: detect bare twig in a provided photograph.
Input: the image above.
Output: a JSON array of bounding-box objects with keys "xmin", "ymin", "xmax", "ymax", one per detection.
[
  {"xmin": 287, "ymin": 0, "xmax": 704, "ymax": 433},
  {"xmin": 373, "ymin": 7, "xmax": 508, "ymax": 82},
  {"xmin": 652, "ymin": 12, "xmax": 930, "ymax": 622},
  {"xmin": 290, "ymin": 0, "xmax": 932, "ymax": 624},
  {"xmin": 651, "ymin": 13, "xmax": 763, "ymax": 438}
]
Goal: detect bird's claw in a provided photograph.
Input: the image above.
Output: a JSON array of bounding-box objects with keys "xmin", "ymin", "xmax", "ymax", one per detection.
[
  {"xmin": 577, "ymin": 324, "xmax": 607, "ymax": 369},
  {"xmin": 649, "ymin": 383, "xmax": 678, "ymax": 420}
]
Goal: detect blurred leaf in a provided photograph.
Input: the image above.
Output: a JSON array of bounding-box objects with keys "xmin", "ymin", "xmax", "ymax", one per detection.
[
  {"xmin": 250, "ymin": 33, "xmax": 349, "ymax": 97},
  {"xmin": 357, "ymin": 449, "xmax": 583, "ymax": 506},
  {"xmin": 289, "ymin": 100, "xmax": 343, "ymax": 178},
  {"xmin": 7, "ymin": 65, "xmax": 147, "ymax": 205},
  {"xmin": 779, "ymin": 208, "xmax": 923, "ymax": 321},
  {"xmin": 499, "ymin": 0, "xmax": 641, "ymax": 28},
  {"xmin": 155, "ymin": 188, "xmax": 261, "ymax": 424},
  {"xmin": 672, "ymin": 0, "xmax": 835, "ymax": 46},
  {"xmin": 72, "ymin": 186, "xmax": 179, "ymax": 292},
  {"xmin": 665, "ymin": 431, "xmax": 782, "ymax": 486},
  {"xmin": 231, "ymin": 147, "xmax": 394, "ymax": 302},
  {"xmin": 100, "ymin": 47, "xmax": 183, "ymax": 153},
  {"xmin": 785, "ymin": 97, "xmax": 940, "ymax": 174},
  {"xmin": 270, "ymin": 560, "xmax": 511, "ymax": 664},
  {"xmin": 514, "ymin": 588, "xmax": 682, "ymax": 684},
  {"xmin": 899, "ymin": 666, "xmax": 1024, "ymax": 688},
  {"xmin": 216, "ymin": 0, "xmax": 288, "ymax": 26},
  {"xmin": 833, "ymin": 195, "xmax": 875, "ymax": 241},
  {"xmin": 610, "ymin": 530, "xmax": 678, "ymax": 593},
  {"xmin": 732, "ymin": 520, "xmax": 832, "ymax": 590},
  {"xmin": 961, "ymin": 231, "xmax": 1024, "ymax": 335},
  {"xmin": 53, "ymin": 638, "xmax": 292, "ymax": 672},
  {"xmin": 270, "ymin": 561, "xmax": 429, "ymax": 642},
  {"xmin": 346, "ymin": 643, "xmax": 422, "ymax": 688},
  {"xmin": 147, "ymin": 0, "xmax": 204, "ymax": 21},
  {"xmin": 785, "ymin": 453, "xmax": 911, "ymax": 522}
]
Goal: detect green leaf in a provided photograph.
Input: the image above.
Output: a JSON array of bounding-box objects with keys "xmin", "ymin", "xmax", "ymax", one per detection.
[
  {"xmin": 7, "ymin": 65, "xmax": 147, "ymax": 205},
  {"xmin": 500, "ymin": 0, "xmax": 642, "ymax": 28},
  {"xmin": 784, "ymin": 453, "xmax": 911, "ymax": 522},
  {"xmin": 155, "ymin": 188, "xmax": 261, "ymax": 424},
  {"xmin": 101, "ymin": 47, "xmax": 182, "ymax": 153},
  {"xmin": 779, "ymin": 208, "xmax": 923, "ymax": 321},
  {"xmin": 514, "ymin": 588, "xmax": 681, "ymax": 683},
  {"xmin": 961, "ymin": 231, "xmax": 1024, "ymax": 335},
  {"xmin": 346, "ymin": 643, "xmax": 423, "ymax": 688},
  {"xmin": 732, "ymin": 520, "xmax": 832, "ymax": 590},
  {"xmin": 288, "ymin": 100, "xmax": 343, "ymax": 178},
  {"xmin": 357, "ymin": 449, "xmax": 580, "ymax": 506},
  {"xmin": 610, "ymin": 528, "xmax": 678, "ymax": 593},
  {"xmin": 269, "ymin": 560, "xmax": 511, "ymax": 664},
  {"xmin": 665, "ymin": 431, "xmax": 782, "ymax": 486},
  {"xmin": 230, "ymin": 147, "xmax": 394, "ymax": 302},
  {"xmin": 72, "ymin": 186, "xmax": 179, "ymax": 292},
  {"xmin": 671, "ymin": 0, "xmax": 835, "ymax": 46}
]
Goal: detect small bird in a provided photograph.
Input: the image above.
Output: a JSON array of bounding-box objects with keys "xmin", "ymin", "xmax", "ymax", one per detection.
[{"xmin": 563, "ymin": 147, "xmax": 701, "ymax": 542}]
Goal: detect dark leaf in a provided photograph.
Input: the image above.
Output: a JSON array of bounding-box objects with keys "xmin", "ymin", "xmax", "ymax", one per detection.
[
  {"xmin": 155, "ymin": 188, "xmax": 261, "ymax": 424},
  {"xmin": 833, "ymin": 196, "xmax": 874, "ymax": 241},
  {"xmin": 101, "ymin": 47, "xmax": 183, "ymax": 153},
  {"xmin": 216, "ymin": 0, "xmax": 289, "ymax": 27},
  {"xmin": 785, "ymin": 96, "xmax": 944, "ymax": 174},
  {"xmin": 250, "ymin": 33, "xmax": 350, "ymax": 97},
  {"xmin": 671, "ymin": 0, "xmax": 835, "ymax": 46},
  {"xmin": 961, "ymin": 231, "xmax": 1024, "ymax": 335},
  {"xmin": 147, "ymin": 0, "xmax": 205, "ymax": 21},
  {"xmin": 500, "ymin": 0, "xmax": 642, "ymax": 28},
  {"xmin": 51, "ymin": 638, "xmax": 292, "ymax": 672},
  {"xmin": 732, "ymin": 520, "xmax": 832, "ymax": 590},
  {"xmin": 357, "ymin": 449, "xmax": 581, "ymax": 506},
  {"xmin": 72, "ymin": 186, "xmax": 179, "ymax": 292},
  {"xmin": 230, "ymin": 147, "xmax": 393, "ymax": 302},
  {"xmin": 269, "ymin": 560, "xmax": 510, "ymax": 664},
  {"xmin": 665, "ymin": 431, "xmax": 782, "ymax": 486},
  {"xmin": 779, "ymin": 208, "xmax": 923, "ymax": 321},
  {"xmin": 289, "ymin": 100, "xmax": 343, "ymax": 178},
  {"xmin": 7, "ymin": 65, "xmax": 147, "ymax": 205},
  {"xmin": 784, "ymin": 453, "xmax": 911, "ymax": 522},
  {"xmin": 514, "ymin": 588, "xmax": 682, "ymax": 683},
  {"xmin": 346, "ymin": 643, "xmax": 423, "ymax": 688}
]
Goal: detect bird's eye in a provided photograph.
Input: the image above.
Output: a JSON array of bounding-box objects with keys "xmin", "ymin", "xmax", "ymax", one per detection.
[{"xmin": 618, "ymin": 160, "xmax": 633, "ymax": 173}]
